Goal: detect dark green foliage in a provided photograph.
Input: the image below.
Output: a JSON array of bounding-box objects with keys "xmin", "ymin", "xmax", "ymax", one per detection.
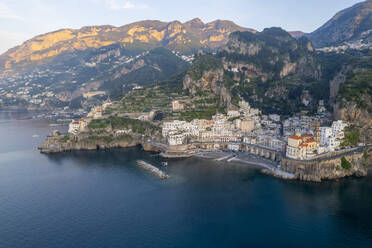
[
  {"xmin": 101, "ymin": 47, "xmax": 189, "ymax": 99},
  {"xmin": 228, "ymin": 116, "xmax": 240, "ymax": 122},
  {"xmin": 109, "ymin": 116, "xmax": 160, "ymax": 135},
  {"xmin": 363, "ymin": 150, "xmax": 369, "ymax": 160},
  {"xmin": 341, "ymin": 128, "xmax": 360, "ymax": 147},
  {"xmin": 69, "ymin": 96, "xmax": 83, "ymax": 109},
  {"xmin": 86, "ymin": 135, "xmax": 114, "ymax": 143},
  {"xmin": 83, "ymin": 134, "xmax": 133, "ymax": 144},
  {"xmin": 88, "ymin": 119, "xmax": 110, "ymax": 129},
  {"xmin": 187, "ymin": 54, "xmax": 222, "ymax": 80},
  {"xmin": 179, "ymin": 106, "xmax": 225, "ymax": 122},
  {"xmin": 60, "ymin": 135, "xmax": 70, "ymax": 142},
  {"xmin": 338, "ymin": 68, "xmax": 372, "ymax": 112},
  {"xmin": 220, "ymin": 28, "xmax": 316, "ymax": 80},
  {"xmin": 341, "ymin": 157, "xmax": 352, "ymax": 170}
]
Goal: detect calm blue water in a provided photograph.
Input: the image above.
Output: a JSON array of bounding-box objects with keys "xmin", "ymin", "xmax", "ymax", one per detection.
[{"xmin": 1, "ymin": 111, "xmax": 372, "ymax": 248}]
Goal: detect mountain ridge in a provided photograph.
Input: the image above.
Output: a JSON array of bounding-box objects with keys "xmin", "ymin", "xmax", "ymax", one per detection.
[
  {"xmin": 308, "ymin": 0, "xmax": 372, "ymax": 47},
  {"xmin": 0, "ymin": 19, "xmax": 255, "ymax": 71}
]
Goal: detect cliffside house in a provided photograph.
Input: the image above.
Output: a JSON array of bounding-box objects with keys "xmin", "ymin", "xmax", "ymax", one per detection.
[
  {"xmin": 68, "ymin": 121, "xmax": 80, "ymax": 135},
  {"xmin": 286, "ymin": 134, "xmax": 318, "ymax": 160}
]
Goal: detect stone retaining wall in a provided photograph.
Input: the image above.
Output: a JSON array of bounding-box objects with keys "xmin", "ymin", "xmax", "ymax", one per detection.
[{"xmin": 281, "ymin": 150, "xmax": 367, "ymax": 182}]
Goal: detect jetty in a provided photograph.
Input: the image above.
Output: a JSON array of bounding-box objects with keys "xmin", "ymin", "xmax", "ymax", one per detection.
[{"xmin": 136, "ymin": 160, "xmax": 170, "ymax": 179}]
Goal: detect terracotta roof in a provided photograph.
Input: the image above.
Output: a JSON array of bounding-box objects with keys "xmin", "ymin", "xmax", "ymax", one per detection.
[
  {"xmin": 289, "ymin": 136, "xmax": 301, "ymax": 140},
  {"xmin": 300, "ymin": 143, "xmax": 308, "ymax": 147},
  {"xmin": 301, "ymin": 134, "xmax": 313, "ymax": 137},
  {"xmin": 307, "ymin": 139, "xmax": 317, "ymax": 143}
]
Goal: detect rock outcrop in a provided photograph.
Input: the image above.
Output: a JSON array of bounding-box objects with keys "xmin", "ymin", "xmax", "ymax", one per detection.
[
  {"xmin": 280, "ymin": 148, "xmax": 368, "ymax": 182},
  {"xmin": 183, "ymin": 68, "xmax": 232, "ymax": 106},
  {"xmin": 38, "ymin": 132, "xmax": 141, "ymax": 153},
  {"xmin": 182, "ymin": 28, "xmax": 322, "ymax": 113},
  {"xmin": 331, "ymin": 64, "xmax": 372, "ymax": 144}
]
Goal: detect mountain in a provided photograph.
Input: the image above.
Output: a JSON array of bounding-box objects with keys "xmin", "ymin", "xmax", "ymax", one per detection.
[
  {"xmin": 0, "ymin": 45, "xmax": 189, "ymax": 109},
  {"xmin": 99, "ymin": 47, "xmax": 189, "ymax": 99},
  {"xmin": 183, "ymin": 28, "xmax": 323, "ymax": 115},
  {"xmin": 308, "ymin": 0, "xmax": 372, "ymax": 47},
  {"xmin": 0, "ymin": 19, "xmax": 254, "ymax": 71},
  {"xmin": 0, "ymin": 18, "xmax": 254, "ymax": 109},
  {"xmin": 289, "ymin": 31, "xmax": 306, "ymax": 39}
]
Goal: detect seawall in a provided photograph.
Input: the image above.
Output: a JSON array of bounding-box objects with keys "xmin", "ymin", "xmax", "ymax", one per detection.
[{"xmin": 279, "ymin": 148, "xmax": 368, "ymax": 182}]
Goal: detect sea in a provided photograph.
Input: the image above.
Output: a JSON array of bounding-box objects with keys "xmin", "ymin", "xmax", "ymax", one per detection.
[{"xmin": 0, "ymin": 110, "xmax": 372, "ymax": 248}]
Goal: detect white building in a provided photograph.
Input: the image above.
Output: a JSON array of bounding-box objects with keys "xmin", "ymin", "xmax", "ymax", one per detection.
[
  {"xmin": 227, "ymin": 110, "xmax": 240, "ymax": 118},
  {"xmin": 319, "ymin": 120, "xmax": 347, "ymax": 151},
  {"xmin": 68, "ymin": 120, "xmax": 80, "ymax": 135},
  {"xmin": 332, "ymin": 120, "xmax": 347, "ymax": 134},
  {"xmin": 168, "ymin": 133, "xmax": 186, "ymax": 146},
  {"xmin": 269, "ymin": 114, "xmax": 281, "ymax": 122},
  {"xmin": 320, "ymin": 127, "xmax": 333, "ymax": 146},
  {"xmin": 162, "ymin": 121, "xmax": 185, "ymax": 136}
]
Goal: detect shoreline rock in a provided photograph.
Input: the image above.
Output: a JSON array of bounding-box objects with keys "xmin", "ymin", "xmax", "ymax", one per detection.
[{"xmin": 39, "ymin": 132, "xmax": 369, "ymax": 182}]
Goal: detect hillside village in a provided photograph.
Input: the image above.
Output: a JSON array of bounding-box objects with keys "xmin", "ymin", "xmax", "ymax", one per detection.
[{"xmin": 66, "ymin": 95, "xmax": 351, "ymax": 162}]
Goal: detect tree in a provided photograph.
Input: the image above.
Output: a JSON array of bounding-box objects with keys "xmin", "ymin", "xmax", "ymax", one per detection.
[{"xmin": 342, "ymin": 128, "xmax": 360, "ymax": 147}]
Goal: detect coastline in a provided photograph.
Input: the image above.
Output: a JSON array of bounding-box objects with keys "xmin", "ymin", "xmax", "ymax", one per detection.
[{"xmin": 38, "ymin": 131, "xmax": 368, "ymax": 182}]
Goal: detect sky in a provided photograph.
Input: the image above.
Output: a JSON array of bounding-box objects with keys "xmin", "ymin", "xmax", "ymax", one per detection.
[{"xmin": 0, "ymin": 0, "xmax": 365, "ymax": 54}]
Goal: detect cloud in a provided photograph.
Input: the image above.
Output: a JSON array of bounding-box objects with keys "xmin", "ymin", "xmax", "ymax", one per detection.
[
  {"xmin": 105, "ymin": 0, "xmax": 148, "ymax": 10},
  {"xmin": 0, "ymin": 3, "xmax": 24, "ymax": 20}
]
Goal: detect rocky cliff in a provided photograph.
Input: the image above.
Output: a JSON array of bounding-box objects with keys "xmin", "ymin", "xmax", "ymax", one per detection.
[
  {"xmin": 39, "ymin": 132, "xmax": 140, "ymax": 153},
  {"xmin": 280, "ymin": 148, "xmax": 368, "ymax": 182},
  {"xmin": 182, "ymin": 54, "xmax": 232, "ymax": 106},
  {"xmin": 182, "ymin": 28, "xmax": 323, "ymax": 114},
  {"xmin": 222, "ymin": 29, "xmax": 320, "ymax": 81},
  {"xmin": 329, "ymin": 51, "xmax": 372, "ymax": 144}
]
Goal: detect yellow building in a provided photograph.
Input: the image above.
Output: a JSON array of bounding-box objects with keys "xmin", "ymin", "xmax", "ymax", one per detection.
[
  {"xmin": 241, "ymin": 119, "xmax": 255, "ymax": 132},
  {"xmin": 286, "ymin": 134, "xmax": 318, "ymax": 160}
]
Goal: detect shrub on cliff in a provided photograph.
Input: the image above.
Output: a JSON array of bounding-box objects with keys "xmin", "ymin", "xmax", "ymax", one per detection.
[
  {"xmin": 88, "ymin": 119, "xmax": 110, "ymax": 129},
  {"xmin": 187, "ymin": 54, "xmax": 222, "ymax": 81},
  {"xmin": 109, "ymin": 116, "xmax": 160, "ymax": 135},
  {"xmin": 341, "ymin": 128, "xmax": 360, "ymax": 147},
  {"xmin": 60, "ymin": 135, "xmax": 70, "ymax": 142},
  {"xmin": 341, "ymin": 157, "xmax": 352, "ymax": 170}
]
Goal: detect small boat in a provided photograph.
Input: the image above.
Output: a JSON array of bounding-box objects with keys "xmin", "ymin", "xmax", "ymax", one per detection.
[
  {"xmin": 161, "ymin": 162, "xmax": 168, "ymax": 166},
  {"xmin": 32, "ymin": 134, "xmax": 40, "ymax": 138}
]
